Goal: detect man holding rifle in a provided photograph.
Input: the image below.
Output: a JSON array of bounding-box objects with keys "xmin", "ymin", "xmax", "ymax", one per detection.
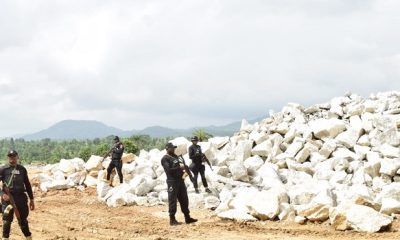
[
  {"xmin": 161, "ymin": 142, "xmax": 197, "ymax": 226},
  {"xmin": 189, "ymin": 136, "xmax": 212, "ymax": 194},
  {"xmin": 106, "ymin": 136, "xmax": 125, "ymax": 185},
  {"xmin": 0, "ymin": 150, "xmax": 34, "ymax": 240}
]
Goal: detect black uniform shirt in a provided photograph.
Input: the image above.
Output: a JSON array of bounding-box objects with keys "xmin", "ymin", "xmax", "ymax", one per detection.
[
  {"xmin": 111, "ymin": 143, "xmax": 124, "ymax": 160},
  {"xmin": 161, "ymin": 154, "xmax": 184, "ymax": 181},
  {"xmin": 0, "ymin": 164, "xmax": 34, "ymax": 199},
  {"xmin": 189, "ymin": 144, "xmax": 203, "ymax": 165}
]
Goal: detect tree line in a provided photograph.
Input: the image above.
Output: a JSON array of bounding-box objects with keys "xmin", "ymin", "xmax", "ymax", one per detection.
[
  {"xmin": 0, "ymin": 129, "xmax": 213, "ymax": 165},
  {"xmin": 0, "ymin": 135, "xmax": 172, "ymax": 164}
]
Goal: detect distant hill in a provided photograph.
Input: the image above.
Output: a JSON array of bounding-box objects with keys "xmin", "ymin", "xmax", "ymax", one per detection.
[
  {"xmin": 20, "ymin": 117, "xmax": 265, "ymax": 140},
  {"xmin": 22, "ymin": 120, "xmax": 131, "ymax": 140}
]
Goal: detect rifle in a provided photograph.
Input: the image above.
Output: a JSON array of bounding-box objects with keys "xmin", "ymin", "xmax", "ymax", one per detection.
[
  {"xmin": 178, "ymin": 155, "xmax": 195, "ymax": 183},
  {"xmin": 3, "ymin": 187, "xmax": 20, "ymax": 221},
  {"xmin": 202, "ymin": 154, "xmax": 213, "ymax": 171},
  {"xmin": 101, "ymin": 143, "xmax": 118, "ymax": 162}
]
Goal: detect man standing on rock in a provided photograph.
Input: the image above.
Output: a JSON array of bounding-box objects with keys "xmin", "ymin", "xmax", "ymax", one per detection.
[
  {"xmin": 189, "ymin": 136, "xmax": 212, "ymax": 194},
  {"xmin": 106, "ymin": 136, "xmax": 125, "ymax": 185},
  {"xmin": 161, "ymin": 142, "xmax": 198, "ymax": 226},
  {"xmin": 0, "ymin": 150, "xmax": 34, "ymax": 240}
]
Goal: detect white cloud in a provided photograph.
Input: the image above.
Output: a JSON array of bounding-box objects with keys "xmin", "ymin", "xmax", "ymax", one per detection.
[{"xmin": 1, "ymin": 0, "xmax": 400, "ymax": 136}]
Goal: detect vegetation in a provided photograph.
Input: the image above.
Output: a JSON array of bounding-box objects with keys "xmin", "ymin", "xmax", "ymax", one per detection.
[
  {"xmin": 192, "ymin": 129, "xmax": 214, "ymax": 142},
  {"xmin": 0, "ymin": 135, "xmax": 172, "ymax": 164}
]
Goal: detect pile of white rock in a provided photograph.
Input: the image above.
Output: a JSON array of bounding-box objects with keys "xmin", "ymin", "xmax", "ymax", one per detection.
[{"xmin": 36, "ymin": 91, "xmax": 400, "ymax": 233}]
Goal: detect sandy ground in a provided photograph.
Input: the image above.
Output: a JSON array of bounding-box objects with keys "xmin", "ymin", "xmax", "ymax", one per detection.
[{"xmin": 2, "ymin": 188, "xmax": 398, "ymax": 240}]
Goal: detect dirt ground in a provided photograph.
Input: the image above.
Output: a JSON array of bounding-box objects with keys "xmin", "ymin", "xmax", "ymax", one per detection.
[{"xmin": 2, "ymin": 188, "xmax": 398, "ymax": 240}]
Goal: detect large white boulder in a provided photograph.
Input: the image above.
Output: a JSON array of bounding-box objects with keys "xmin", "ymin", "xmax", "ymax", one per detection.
[
  {"xmin": 309, "ymin": 119, "xmax": 346, "ymax": 140},
  {"xmin": 229, "ymin": 162, "xmax": 249, "ymax": 182},
  {"xmin": 380, "ymin": 198, "xmax": 400, "ymax": 215},
  {"xmin": 257, "ymin": 163, "xmax": 283, "ymax": 189},
  {"xmin": 85, "ymin": 155, "xmax": 104, "ymax": 171},
  {"xmin": 169, "ymin": 137, "xmax": 190, "ymax": 156},
  {"xmin": 218, "ymin": 209, "xmax": 257, "ymax": 221},
  {"xmin": 379, "ymin": 158, "xmax": 400, "ymax": 176},
  {"xmin": 208, "ymin": 137, "xmax": 230, "ymax": 149},
  {"xmin": 246, "ymin": 190, "xmax": 280, "ymax": 220},
  {"xmin": 243, "ymin": 156, "xmax": 264, "ymax": 175},
  {"xmin": 251, "ymin": 140, "xmax": 272, "ymax": 157},
  {"xmin": 329, "ymin": 202, "xmax": 393, "ymax": 233},
  {"xmin": 204, "ymin": 196, "xmax": 221, "ymax": 210},
  {"xmin": 129, "ymin": 174, "xmax": 156, "ymax": 196},
  {"xmin": 59, "ymin": 158, "xmax": 85, "ymax": 174},
  {"xmin": 335, "ymin": 127, "xmax": 362, "ymax": 148},
  {"xmin": 379, "ymin": 144, "xmax": 400, "ymax": 158}
]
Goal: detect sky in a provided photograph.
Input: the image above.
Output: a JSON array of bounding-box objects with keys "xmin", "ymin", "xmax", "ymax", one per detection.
[{"xmin": 1, "ymin": 0, "xmax": 400, "ymax": 137}]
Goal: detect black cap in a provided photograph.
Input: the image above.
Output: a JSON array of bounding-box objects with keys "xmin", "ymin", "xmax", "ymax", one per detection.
[
  {"xmin": 7, "ymin": 150, "xmax": 18, "ymax": 157},
  {"xmin": 191, "ymin": 136, "xmax": 199, "ymax": 141},
  {"xmin": 114, "ymin": 136, "xmax": 120, "ymax": 141},
  {"xmin": 165, "ymin": 142, "xmax": 177, "ymax": 149}
]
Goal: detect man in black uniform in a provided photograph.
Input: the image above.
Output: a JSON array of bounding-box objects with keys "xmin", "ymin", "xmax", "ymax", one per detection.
[
  {"xmin": 189, "ymin": 136, "xmax": 212, "ymax": 194},
  {"xmin": 161, "ymin": 142, "xmax": 197, "ymax": 226},
  {"xmin": 0, "ymin": 150, "xmax": 34, "ymax": 240},
  {"xmin": 106, "ymin": 136, "xmax": 125, "ymax": 185}
]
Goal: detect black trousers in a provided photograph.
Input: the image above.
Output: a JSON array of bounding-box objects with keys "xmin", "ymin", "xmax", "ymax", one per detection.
[
  {"xmin": 191, "ymin": 164, "xmax": 208, "ymax": 189},
  {"xmin": 167, "ymin": 180, "xmax": 189, "ymax": 217},
  {"xmin": 107, "ymin": 159, "xmax": 123, "ymax": 183},
  {"xmin": 2, "ymin": 193, "xmax": 31, "ymax": 238}
]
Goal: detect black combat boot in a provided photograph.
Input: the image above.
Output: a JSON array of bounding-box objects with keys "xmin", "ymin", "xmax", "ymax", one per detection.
[
  {"xmin": 205, "ymin": 188, "xmax": 212, "ymax": 194},
  {"xmin": 184, "ymin": 215, "xmax": 198, "ymax": 224},
  {"xmin": 195, "ymin": 188, "xmax": 200, "ymax": 194},
  {"xmin": 169, "ymin": 216, "xmax": 181, "ymax": 226}
]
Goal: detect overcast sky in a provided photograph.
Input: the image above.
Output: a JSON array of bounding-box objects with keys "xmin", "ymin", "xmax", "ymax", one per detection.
[{"xmin": 1, "ymin": 0, "xmax": 400, "ymax": 137}]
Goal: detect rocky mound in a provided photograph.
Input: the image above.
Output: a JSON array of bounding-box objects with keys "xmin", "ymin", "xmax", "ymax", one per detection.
[{"xmin": 35, "ymin": 91, "xmax": 400, "ymax": 233}]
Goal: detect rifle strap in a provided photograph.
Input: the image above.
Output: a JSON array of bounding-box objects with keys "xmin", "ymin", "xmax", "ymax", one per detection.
[{"xmin": 5, "ymin": 167, "xmax": 16, "ymax": 189}]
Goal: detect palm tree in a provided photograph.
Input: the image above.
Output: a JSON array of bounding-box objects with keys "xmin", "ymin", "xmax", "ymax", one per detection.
[{"xmin": 192, "ymin": 129, "xmax": 213, "ymax": 142}]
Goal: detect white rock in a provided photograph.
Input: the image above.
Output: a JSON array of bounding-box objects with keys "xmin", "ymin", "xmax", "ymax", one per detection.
[
  {"xmin": 59, "ymin": 158, "xmax": 85, "ymax": 174},
  {"xmin": 329, "ymin": 202, "xmax": 393, "ymax": 232},
  {"xmin": 84, "ymin": 175, "xmax": 98, "ymax": 187},
  {"xmin": 309, "ymin": 119, "xmax": 346, "ymax": 140},
  {"xmin": 357, "ymin": 135, "xmax": 370, "ymax": 146},
  {"xmin": 246, "ymin": 190, "xmax": 280, "ymax": 220},
  {"xmin": 243, "ymin": 156, "xmax": 264, "ymax": 175},
  {"xmin": 233, "ymin": 140, "xmax": 253, "ymax": 162},
  {"xmin": 97, "ymin": 181, "xmax": 112, "ymax": 199},
  {"xmin": 129, "ymin": 174, "xmax": 156, "ymax": 196},
  {"xmin": 218, "ymin": 209, "xmax": 257, "ymax": 221},
  {"xmin": 208, "ymin": 137, "xmax": 230, "ymax": 149},
  {"xmin": 294, "ymin": 216, "xmax": 306, "ymax": 224},
  {"xmin": 257, "ymin": 163, "xmax": 283, "ymax": 189},
  {"xmin": 374, "ymin": 183, "xmax": 400, "ymax": 204},
  {"xmin": 169, "ymin": 137, "xmax": 190, "ymax": 156},
  {"xmin": 204, "ymin": 196, "xmax": 221, "ymax": 210},
  {"xmin": 240, "ymin": 119, "xmax": 254, "ymax": 132},
  {"xmin": 319, "ymin": 140, "xmax": 337, "ymax": 158},
  {"xmin": 285, "ymin": 138, "xmax": 304, "ymax": 158},
  {"xmin": 379, "ymin": 158, "xmax": 400, "ymax": 177},
  {"xmin": 85, "ymin": 155, "xmax": 104, "ymax": 171},
  {"xmin": 249, "ymin": 131, "xmax": 269, "ymax": 145},
  {"xmin": 380, "ymin": 198, "xmax": 400, "ymax": 215},
  {"xmin": 251, "ymin": 140, "xmax": 272, "ymax": 157},
  {"xmin": 278, "ymin": 203, "xmax": 295, "ymax": 221},
  {"xmin": 380, "ymin": 144, "xmax": 400, "ymax": 158},
  {"xmin": 229, "ymin": 162, "xmax": 249, "ymax": 182},
  {"xmin": 335, "ymin": 128, "xmax": 362, "ymax": 148}
]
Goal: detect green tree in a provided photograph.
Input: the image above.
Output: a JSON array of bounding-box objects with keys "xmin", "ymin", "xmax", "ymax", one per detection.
[
  {"xmin": 192, "ymin": 129, "xmax": 213, "ymax": 142},
  {"xmin": 79, "ymin": 146, "xmax": 92, "ymax": 161},
  {"xmin": 122, "ymin": 139, "xmax": 138, "ymax": 154}
]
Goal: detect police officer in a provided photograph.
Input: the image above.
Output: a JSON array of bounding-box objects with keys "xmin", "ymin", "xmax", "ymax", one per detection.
[
  {"xmin": 161, "ymin": 142, "xmax": 197, "ymax": 226},
  {"xmin": 189, "ymin": 136, "xmax": 211, "ymax": 194},
  {"xmin": 0, "ymin": 150, "xmax": 34, "ymax": 240},
  {"xmin": 106, "ymin": 136, "xmax": 125, "ymax": 185}
]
